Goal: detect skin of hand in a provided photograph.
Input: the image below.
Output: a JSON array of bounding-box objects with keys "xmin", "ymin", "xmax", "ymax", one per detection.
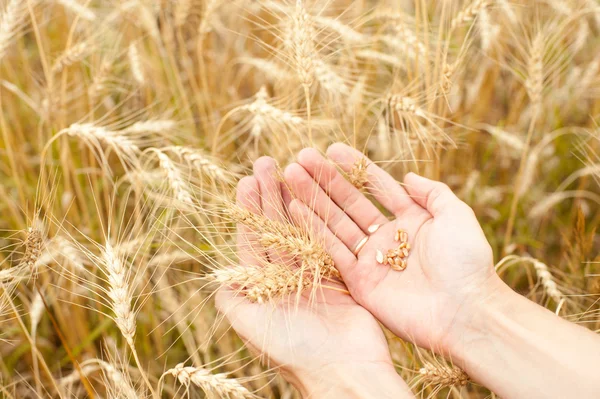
[
  {"xmin": 215, "ymin": 157, "xmax": 412, "ymax": 399},
  {"xmin": 285, "ymin": 143, "xmax": 600, "ymax": 399}
]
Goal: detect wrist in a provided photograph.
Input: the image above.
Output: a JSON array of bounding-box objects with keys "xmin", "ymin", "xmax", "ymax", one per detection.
[
  {"xmin": 444, "ymin": 275, "xmax": 518, "ymax": 369},
  {"xmin": 293, "ymin": 363, "xmax": 412, "ymax": 399}
]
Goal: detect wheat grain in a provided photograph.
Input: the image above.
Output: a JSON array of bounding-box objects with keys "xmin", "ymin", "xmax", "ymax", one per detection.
[
  {"xmin": 348, "ymin": 157, "xmax": 368, "ymax": 189},
  {"xmin": 419, "ymin": 362, "xmax": 469, "ymax": 388},
  {"xmin": 165, "ymin": 362, "xmax": 253, "ymax": 398}
]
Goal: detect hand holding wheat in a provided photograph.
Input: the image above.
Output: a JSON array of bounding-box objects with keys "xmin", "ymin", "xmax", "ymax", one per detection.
[
  {"xmin": 284, "ymin": 143, "xmax": 498, "ymax": 354},
  {"xmin": 286, "ymin": 143, "xmax": 600, "ymax": 399},
  {"xmin": 215, "ymin": 157, "xmax": 412, "ymax": 398}
]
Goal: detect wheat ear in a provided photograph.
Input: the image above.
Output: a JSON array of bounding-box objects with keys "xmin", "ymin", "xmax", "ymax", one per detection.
[
  {"xmin": 226, "ymin": 205, "xmax": 340, "ymax": 280},
  {"xmin": 0, "ymin": 0, "xmax": 32, "ymax": 61},
  {"xmin": 102, "ymin": 243, "xmax": 155, "ymax": 396},
  {"xmin": 419, "ymin": 362, "xmax": 469, "ymax": 388},
  {"xmin": 450, "ymin": 0, "xmax": 490, "ymax": 31},
  {"xmin": 210, "ymin": 263, "xmax": 311, "ymax": 304},
  {"xmin": 56, "ymin": 0, "xmax": 96, "ymax": 21},
  {"xmin": 164, "ymin": 363, "xmax": 254, "ymax": 399}
]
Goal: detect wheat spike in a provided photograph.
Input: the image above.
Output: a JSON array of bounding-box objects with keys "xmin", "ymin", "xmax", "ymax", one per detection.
[
  {"xmin": 419, "ymin": 362, "xmax": 469, "ymax": 388},
  {"xmin": 164, "ymin": 146, "xmax": 232, "ymax": 182},
  {"xmin": 289, "ymin": 0, "xmax": 315, "ymax": 88},
  {"xmin": 0, "ymin": 0, "xmax": 32, "ymax": 61},
  {"xmin": 103, "ymin": 243, "xmax": 136, "ymax": 346},
  {"xmin": 123, "ymin": 120, "xmax": 176, "ymax": 134},
  {"xmin": 525, "ymin": 32, "xmax": 544, "ymax": 108},
  {"xmin": 174, "ymin": 0, "xmax": 191, "ymax": 27},
  {"xmin": 211, "ymin": 263, "xmax": 311, "ymax": 304},
  {"xmin": 531, "ymin": 259, "xmax": 563, "ymax": 304},
  {"xmin": 128, "ymin": 43, "xmax": 145, "ymax": 85},
  {"xmin": 198, "ymin": 0, "xmax": 222, "ymax": 36},
  {"xmin": 164, "ymin": 362, "xmax": 253, "ymax": 398},
  {"xmin": 60, "ymin": 123, "xmax": 140, "ymax": 154},
  {"xmin": 52, "ymin": 42, "xmax": 88, "ymax": 74},
  {"xmin": 450, "ymin": 0, "xmax": 490, "ymax": 31},
  {"xmin": 227, "ymin": 205, "xmax": 340, "ymax": 280},
  {"xmin": 22, "ymin": 228, "xmax": 43, "ymax": 270},
  {"xmin": 56, "ymin": 0, "xmax": 96, "ymax": 21},
  {"xmin": 96, "ymin": 360, "xmax": 139, "ymax": 399},
  {"xmin": 154, "ymin": 150, "xmax": 194, "ymax": 205}
]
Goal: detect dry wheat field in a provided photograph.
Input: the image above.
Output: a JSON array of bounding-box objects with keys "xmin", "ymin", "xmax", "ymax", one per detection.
[{"xmin": 0, "ymin": 0, "xmax": 599, "ymax": 397}]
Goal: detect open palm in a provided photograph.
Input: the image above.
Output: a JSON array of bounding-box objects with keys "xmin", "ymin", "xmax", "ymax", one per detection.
[
  {"xmin": 215, "ymin": 157, "xmax": 401, "ymax": 397},
  {"xmin": 284, "ymin": 143, "xmax": 498, "ymax": 354}
]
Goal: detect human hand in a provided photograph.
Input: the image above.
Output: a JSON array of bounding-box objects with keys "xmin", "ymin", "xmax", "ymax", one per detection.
[
  {"xmin": 215, "ymin": 157, "xmax": 412, "ymax": 398},
  {"xmin": 283, "ymin": 144, "xmax": 504, "ymax": 357}
]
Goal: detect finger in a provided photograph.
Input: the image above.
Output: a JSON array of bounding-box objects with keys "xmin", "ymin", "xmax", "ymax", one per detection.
[
  {"xmin": 296, "ymin": 147, "xmax": 388, "ymax": 232},
  {"xmin": 236, "ymin": 176, "xmax": 264, "ymax": 265},
  {"xmin": 253, "ymin": 157, "xmax": 292, "ymax": 265},
  {"xmin": 403, "ymin": 172, "xmax": 463, "ymax": 216},
  {"xmin": 284, "ymin": 163, "xmax": 367, "ymax": 251},
  {"xmin": 288, "ymin": 199, "xmax": 356, "ymax": 275},
  {"xmin": 326, "ymin": 143, "xmax": 421, "ymax": 218}
]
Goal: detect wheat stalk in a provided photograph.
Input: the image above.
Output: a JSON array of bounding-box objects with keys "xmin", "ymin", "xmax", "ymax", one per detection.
[{"xmin": 164, "ymin": 362, "xmax": 254, "ymax": 399}]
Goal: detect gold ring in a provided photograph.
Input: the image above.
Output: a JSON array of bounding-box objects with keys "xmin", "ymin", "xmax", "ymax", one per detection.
[{"xmin": 353, "ymin": 236, "xmax": 369, "ymax": 256}]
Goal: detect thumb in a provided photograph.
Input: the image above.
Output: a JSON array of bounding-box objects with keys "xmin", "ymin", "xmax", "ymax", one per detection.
[{"xmin": 403, "ymin": 172, "xmax": 462, "ymax": 216}]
